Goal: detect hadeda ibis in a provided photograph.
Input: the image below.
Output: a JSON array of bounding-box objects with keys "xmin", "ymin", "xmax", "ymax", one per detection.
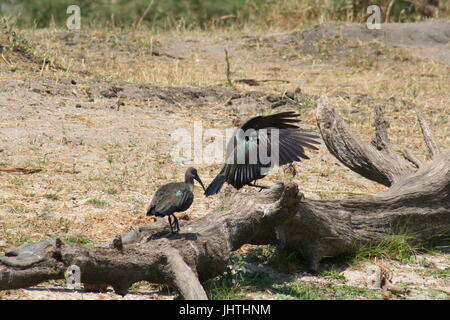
[
  {"xmin": 147, "ymin": 167, "xmax": 205, "ymax": 233},
  {"xmin": 204, "ymin": 111, "xmax": 320, "ymax": 196}
]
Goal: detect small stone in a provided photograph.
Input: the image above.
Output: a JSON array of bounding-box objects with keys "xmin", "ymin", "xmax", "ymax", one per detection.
[{"xmin": 366, "ymin": 265, "xmax": 382, "ymax": 289}]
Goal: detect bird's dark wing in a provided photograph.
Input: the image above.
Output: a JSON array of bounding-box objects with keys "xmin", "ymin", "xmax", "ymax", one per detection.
[
  {"xmin": 147, "ymin": 183, "xmax": 194, "ymax": 216},
  {"xmin": 240, "ymin": 111, "xmax": 301, "ymax": 131},
  {"xmin": 206, "ymin": 111, "xmax": 321, "ymax": 194},
  {"xmin": 262, "ymin": 128, "xmax": 320, "ymax": 166},
  {"xmin": 225, "ymin": 111, "xmax": 308, "ymax": 158},
  {"xmin": 221, "ymin": 129, "xmax": 320, "ymax": 189},
  {"xmin": 223, "ymin": 113, "xmax": 320, "ymax": 189},
  {"xmin": 222, "ymin": 163, "xmax": 264, "ymax": 190}
]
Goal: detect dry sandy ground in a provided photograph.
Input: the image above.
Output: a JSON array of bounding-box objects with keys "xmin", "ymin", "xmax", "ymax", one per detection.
[{"xmin": 0, "ymin": 21, "xmax": 449, "ymax": 300}]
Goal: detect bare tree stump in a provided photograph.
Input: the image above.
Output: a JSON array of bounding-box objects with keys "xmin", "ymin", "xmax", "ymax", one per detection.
[{"xmin": 0, "ymin": 97, "xmax": 448, "ymax": 299}]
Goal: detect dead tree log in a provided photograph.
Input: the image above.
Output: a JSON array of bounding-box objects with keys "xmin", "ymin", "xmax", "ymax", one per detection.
[
  {"xmin": 275, "ymin": 97, "xmax": 449, "ymax": 270},
  {"xmin": 0, "ymin": 97, "xmax": 448, "ymax": 299},
  {"xmin": 0, "ymin": 184, "xmax": 303, "ymax": 299}
]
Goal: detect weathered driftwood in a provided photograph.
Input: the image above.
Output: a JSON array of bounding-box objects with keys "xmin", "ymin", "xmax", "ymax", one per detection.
[{"xmin": 0, "ymin": 97, "xmax": 448, "ymax": 299}]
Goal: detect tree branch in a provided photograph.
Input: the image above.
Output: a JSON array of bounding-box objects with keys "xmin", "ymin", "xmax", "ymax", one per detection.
[
  {"xmin": 402, "ymin": 148, "xmax": 423, "ymax": 168},
  {"xmin": 371, "ymin": 104, "xmax": 390, "ymax": 151},
  {"xmin": 164, "ymin": 250, "xmax": 208, "ymax": 300},
  {"xmin": 415, "ymin": 107, "xmax": 440, "ymax": 158},
  {"xmin": 316, "ymin": 96, "xmax": 417, "ymax": 186}
]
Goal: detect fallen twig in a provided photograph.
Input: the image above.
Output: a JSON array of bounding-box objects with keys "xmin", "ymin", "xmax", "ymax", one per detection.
[
  {"xmin": 234, "ymin": 79, "xmax": 290, "ymax": 86},
  {"xmin": 0, "ymin": 167, "xmax": 80, "ymax": 174}
]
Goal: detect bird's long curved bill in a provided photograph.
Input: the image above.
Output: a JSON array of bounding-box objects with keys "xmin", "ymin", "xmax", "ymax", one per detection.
[{"xmin": 195, "ymin": 175, "xmax": 206, "ymax": 192}]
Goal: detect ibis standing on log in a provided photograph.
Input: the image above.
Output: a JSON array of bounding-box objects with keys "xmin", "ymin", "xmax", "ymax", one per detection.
[
  {"xmin": 147, "ymin": 167, "xmax": 205, "ymax": 233},
  {"xmin": 204, "ymin": 111, "xmax": 320, "ymax": 196}
]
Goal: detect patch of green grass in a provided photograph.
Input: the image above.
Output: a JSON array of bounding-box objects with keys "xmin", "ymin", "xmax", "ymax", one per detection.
[
  {"xmin": 0, "ymin": 289, "xmax": 25, "ymax": 299},
  {"xmin": 128, "ymin": 281, "xmax": 144, "ymax": 294},
  {"xmin": 245, "ymin": 245, "xmax": 307, "ymax": 273},
  {"xmin": 106, "ymin": 155, "xmax": 114, "ymax": 166},
  {"xmin": 204, "ymin": 277, "xmax": 247, "ymax": 300},
  {"xmin": 148, "ymin": 283, "xmax": 173, "ymax": 295},
  {"xmin": 44, "ymin": 194, "xmax": 60, "ymax": 201},
  {"xmin": 22, "ymin": 192, "xmax": 37, "ymax": 198},
  {"xmin": 331, "ymin": 285, "xmax": 381, "ymax": 300},
  {"xmin": 0, "ymin": 17, "xmax": 36, "ymax": 54},
  {"xmin": 422, "ymin": 231, "xmax": 450, "ymax": 252},
  {"xmin": 127, "ymin": 281, "xmax": 173, "ymax": 294},
  {"xmin": 205, "ymin": 247, "xmax": 387, "ymax": 300},
  {"xmin": 206, "ymin": 269, "xmax": 275, "ymax": 300},
  {"xmin": 58, "ymin": 217, "xmax": 72, "ymax": 233},
  {"xmin": 3, "ymin": 0, "xmax": 448, "ymax": 31},
  {"xmin": 104, "ymin": 188, "xmax": 118, "ymax": 195},
  {"xmin": 319, "ymin": 270, "xmax": 346, "ymax": 282},
  {"xmin": 47, "ymin": 279, "xmax": 67, "ymax": 286},
  {"xmin": 345, "ymin": 53, "xmax": 378, "ymax": 71},
  {"xmin": 9, "ymin": 177, "xmax": 24, "ymax": 187},
  {"xmin": 127, "ymin": 281, "xmax": 170, "ymax": 294},
  {"xmin": 351, "ymin": 233, "xmax": 421, "ymax": 264},
  {"xmin": 8, "ymin": 203, "xmax": 26, "ymax": 214},
  {"xmin": 273, "ymin": 282, "xmax": 324, "ymax": 300},
  {"xmin": 423, "ymin": 269, "xmax": 450, "ymax": 279},
  {"xmin": 37, "ymin": 203, "xmax": 55, "ymax": 220},
  {"xmin": 59, "ymin": 234, "xmax": 93, "ymax": 246},
  {"xmin": 85, "ymin": 198, "xmax": 108, "ymax": 208},
  {"xmin": 36, "ymin": 213, "xmax": 52, "ymax": 220},
  {"xmin": 272, "ymin": 282, "xmax": 381, "ymax": 300},
  {"xmin": 205, "ymin": 253, "xmax": 276, "ymax": 300},
  {"xmin": 214, "ymin": 202, "xmax": 227, "ymax": 211},
  {"xmin": 334, "ymin": 228, "xmax": 450, "ymax": 268},
  {"xmin": 0, "ymin": 230, "xmax": 31, "ymax": 247},
  {"xmin": 427, "ymin": 289, "xmax": 450, "ymax": 300},
  {"xmin": 299, "ymin": 96, "xmax": 316, "ymax": 110},
  {"xmin": 205, "ymin": 252, "xmax": 379, "ymax": 300}
]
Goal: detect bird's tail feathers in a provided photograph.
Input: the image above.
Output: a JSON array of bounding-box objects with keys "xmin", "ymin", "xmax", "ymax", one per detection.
[
  {"xmin": 146, "ymin": 205, "xmax": 156, "ymax": 216},
  {"xmin": 204, "ymin": 174, "xmax": 226, "ymax": 197}
]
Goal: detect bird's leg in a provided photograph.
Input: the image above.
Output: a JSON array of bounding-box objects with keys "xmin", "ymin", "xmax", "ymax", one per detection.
[
  {"xmin": 172, "ymin": 214, "xmax": 180, "ymax": 233},
  {"xmin": 168, "ymin": 215, "xmax": 174, "ymax": 234},
  {"xmin": 248, "ymin": 182, "xmax": 269, "ymax": 192}
]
